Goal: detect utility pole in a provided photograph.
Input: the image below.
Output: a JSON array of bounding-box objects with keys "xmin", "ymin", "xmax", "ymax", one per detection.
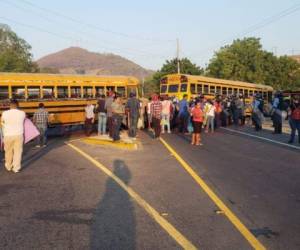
[{"xmin": 176, "ymin": 38, "xmax": 180, "ymax": 74}]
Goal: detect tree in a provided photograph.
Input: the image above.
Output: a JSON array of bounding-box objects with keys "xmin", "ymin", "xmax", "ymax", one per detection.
[
  {"xmin": 206, "ymin": 37, "xmax": 300, "ymax": 90},
  {"xmin": 0, "ymin": 24, "xmax": 38, "ymax": 72},
  {"xmin": 144, "ymin": 58, "xmax": 203, "ymax": 95}
]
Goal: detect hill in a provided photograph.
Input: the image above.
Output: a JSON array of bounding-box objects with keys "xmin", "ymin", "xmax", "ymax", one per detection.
[
  {"xmin": 290, "ymin": 55, "xmax": 300, "ymax": 64},
  {"xmin": 37, "ymin": 47, "xmax": 153, "ymax": 78}
]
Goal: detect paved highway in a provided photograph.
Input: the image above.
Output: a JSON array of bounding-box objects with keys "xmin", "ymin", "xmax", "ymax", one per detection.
[{"xmin": 0, "ymin": 127, "xmax": 299, "ymax": 249}]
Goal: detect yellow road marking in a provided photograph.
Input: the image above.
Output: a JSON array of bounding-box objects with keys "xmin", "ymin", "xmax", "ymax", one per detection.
[
  {"xmin": 66, "ymin": 142, "xmax": 197, "ymax": 250},
  {"xmin": 159, "ymin": 138, "xmax": 266, "ymax": 250}
]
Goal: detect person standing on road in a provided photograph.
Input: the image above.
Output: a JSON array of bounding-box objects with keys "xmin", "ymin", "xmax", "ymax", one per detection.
[
  {"xmin": 150, "ymin": 94, "xmax": 162, "ymax": 139},
  {"xmin": 96, "ymin": 95, "xmax": 107, "ymax": 135},
  {"xmin": 251, "ymin": 94, "xmax": 264, "ymax": 131},
  {"xmin": 1, "ymin": 99, "xmax": 26, "ymax": 173},
  {"xmin": 271, "ymin": 92, "xmax": 285, "ymax": 134},
  {"xmin": 288, "ymin": 95, "xmax": 300, "ymax": 144},
  {"xmin": 105, "ymin": 92, "xmax": 114, "ymax": 138},
  {"xmin": 204, "ymin": 99, "xmax": 216, "ymax": 133},
  {"xmin": 84, "ymin": 101, "xmax": 95, "ymax": 136},
  {"xmin": 190, "ymin": 101, "xmax": 204, "ymax": 146},
  {"xmin": 111, "ymin": 95, "xmax": 125, "ymax": 141},
  {"xmin": 161, "ymin": 95, "xmax": 172, "ymax": 134},
  {"xmin": 33, "ymin": 103, "xmax": 49, "ymax": 147},
  {"xmin": 178, "ymin": 94, "xmax": 189, "ymax": 133},
  {"xmin": 126, "ymin": 92, "xmax": 140, "ymax": 139}
]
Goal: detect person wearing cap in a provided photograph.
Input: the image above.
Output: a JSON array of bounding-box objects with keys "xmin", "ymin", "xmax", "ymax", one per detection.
[
  {"xmin": 1, "ymin": 99, "xmax": 26, "ymax": 173},
  {"xmin": 126, "ymin": 92, "xmax": 140, "ymax": 138}
]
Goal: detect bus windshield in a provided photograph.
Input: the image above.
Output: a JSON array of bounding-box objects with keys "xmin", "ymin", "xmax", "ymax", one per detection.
[{"xmin": 168, "ymin": 84, "xmax": 179, "ymax": 93}]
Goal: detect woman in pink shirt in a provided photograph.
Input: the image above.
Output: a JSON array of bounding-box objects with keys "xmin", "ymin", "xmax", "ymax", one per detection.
[{"xmin": 190, "ymin": 101, "xmax": 204, "ymax": 146}]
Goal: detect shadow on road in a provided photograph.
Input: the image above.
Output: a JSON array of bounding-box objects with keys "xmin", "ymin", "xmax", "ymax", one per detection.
[
  {"xmin": 90, "ymin": 159, "xmax": 135, "ymax": 249},
  {"xmin": 32, "ymin": 159, "xmax": 136, "ymax": 249}
]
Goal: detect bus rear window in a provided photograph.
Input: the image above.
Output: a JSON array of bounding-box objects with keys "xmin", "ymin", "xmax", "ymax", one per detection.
[
  {"xmin": 168, "ymin": 84, "xmax": 179, "ymax": 93},
  {"xmin": 160, "ymin": 85, "xmax": 167, "ymax": 93},
  {"xmin": 180, "ymin": 84, "xmax": 187, "ymax": 92}
]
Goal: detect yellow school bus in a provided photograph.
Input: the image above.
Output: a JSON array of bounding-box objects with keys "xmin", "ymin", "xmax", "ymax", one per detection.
[
  {"xmin": 0, "ymin": 73, "xmax": 139, "ymax": 125},
  {"xmin": 160, "ymin": 74, "xmax": 273, "ymax": 103}
]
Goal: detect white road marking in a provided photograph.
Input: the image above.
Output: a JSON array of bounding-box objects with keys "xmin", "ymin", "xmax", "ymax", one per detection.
[{"xmin": 221, "ymin": 127, "xmax": 300, "ymax": 150}]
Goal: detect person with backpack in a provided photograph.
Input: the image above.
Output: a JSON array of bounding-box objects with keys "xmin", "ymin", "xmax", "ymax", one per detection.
[
  {"xmin": 272, "ymin": 92, "xmax": 285, "ymax": 134},
  {"xmin": 190, "ymin": 101, "xmax": 204, "ymax": 146},
  {"xmin": 288, "ymin": 95, "xmax": 300, "ymax": 144},
  {"xmin": 251, "ymin": 94, "xmax": 264, "ymax": 131}
]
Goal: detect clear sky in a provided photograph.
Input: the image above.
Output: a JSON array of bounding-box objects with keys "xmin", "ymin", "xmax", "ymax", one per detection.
[{"xmin": 0, "ymin": 0, "xmax": 300, "ymax": 70}]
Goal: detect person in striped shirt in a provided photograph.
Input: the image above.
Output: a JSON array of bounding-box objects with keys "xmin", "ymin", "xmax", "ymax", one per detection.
[{"xmin": 150, "ymin": 94, "xmax": 162, "ymax": 139}]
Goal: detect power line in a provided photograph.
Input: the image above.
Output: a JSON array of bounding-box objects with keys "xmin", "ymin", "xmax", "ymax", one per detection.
[
  {"xmin": 17, "ymin": 0, "xmax": 174, "ymax": 43},
  {"xmin": 0, "ymin": 0, "xmax": 170, "ymax": 57},
  {"xmin": 187, "ymin": 3, "xmax": 300, "ymax": 57}
]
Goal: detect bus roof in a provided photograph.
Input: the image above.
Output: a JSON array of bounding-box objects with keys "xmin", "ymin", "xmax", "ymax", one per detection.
[
  {"xmin": 164, "ymin": 74, "xmax": 273, "ymax": 91},
  {"xmin": 0, "ymin": 72, "xmax": 139, "ymax": 85}
]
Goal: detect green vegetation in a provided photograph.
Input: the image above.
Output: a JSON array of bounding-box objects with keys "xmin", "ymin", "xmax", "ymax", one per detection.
[
  {"xmin": 206, "ymin": 37, "xmax": 300, "ymax": 90},
  {"xmin": 0, "ymin": 24, "xmax": 38, "ymax": 72}
]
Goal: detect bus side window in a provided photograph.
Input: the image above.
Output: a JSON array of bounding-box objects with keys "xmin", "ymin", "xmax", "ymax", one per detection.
[
  {"xmin": 117, "ymin": 86, "xmax": 126, "ymax": 97},
  {"xmin": 190, "ymin": 84, "xmax": 196, "ymax": 94},
  {"xmin": 203, "ymin": 85, "xmax": 209, "ymax": 94},
  {"xmin": 27, "ymin": 86, "xmax": 40, "ymax": 100},
  {"xmin": 57, "ymin": 86, "xmax": 68, "ymax": 98},
  {"xmin": 71, "ymin": 86, "xmax": 81, "ymax": 98},
  {"xmin": 228, "ymin": 88, "xmax": 233, "ymax": 95},
  {"xmin": 234, "ymin": 88, "xmax": 238, "ymax": 95},
  {"xmin": 222, "ymin": 87, "xmax": 227, "ymax": 95},
  {"xmin": 216, "ymin": 86, "xmax": 221, "ymax": 94},
  {"xmin": 83, "ymin": 86, "xmax": 93, "ymax": 98},
  {"xmin": 96, "ymin": 86, "xmax": 105, "ymax": 97},
  {"xmin": 43, "ymin": 87, "xmax": 54, "ymax": 99},
  {"xmin": 239, "ymin": 89, "xmax": 244, "ymax": 95},
  {"xmin": 12, "ymin": 86, "xmax": 25, "ymax": 100},
  {"xmin": 196, "ymin": 84, "xmax": 203, "ymax": 94},
  {"xmin": 249, "ymin": 90, "xmax": 253, "ymax": 97},
  {"xmin": 209, "ymin": 85, "xmax": 215, "ymax": 94},
  {"xmin": 107, "ymin": 86, "xmax": 115, "ymax": 95},
  {"xmin": 244, "ymin": 89, "xmax": 249, "ymax": 98},
  {"xmin": 0, "ymin": 86, "xmax": 9, "ymax": 100},
  {"xmin": 263, "ymin": 92, "xmax": 267, "ymax": 100}
]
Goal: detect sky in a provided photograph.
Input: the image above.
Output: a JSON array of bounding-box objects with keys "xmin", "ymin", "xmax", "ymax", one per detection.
[{"xmin": 0, "ymin": 0, "xmax": 300, "ymax": 70}]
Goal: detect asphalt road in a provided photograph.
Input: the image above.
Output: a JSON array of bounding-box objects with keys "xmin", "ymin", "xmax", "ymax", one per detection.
[{"xmin": 0, "ymin": 127, "xmax": 299, "ymax": 249}]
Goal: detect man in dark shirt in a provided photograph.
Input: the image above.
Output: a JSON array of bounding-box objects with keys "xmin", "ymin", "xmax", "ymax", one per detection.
[
  {"xmin": 97, "ymin": 95, "xmax": 107, "ymax": 135},
  {"xmin": 126, "ymin": 92, "xmax": 140, "ymax": 138}
]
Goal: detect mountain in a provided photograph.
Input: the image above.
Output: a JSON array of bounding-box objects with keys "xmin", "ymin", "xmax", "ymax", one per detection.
[
  {"xmin": 36, "ymin": 47, "xmax": 154, "ymax": 78},
  {"xmin": 290, "ymin": 55, "xmax": 300, "ymax": 64}
]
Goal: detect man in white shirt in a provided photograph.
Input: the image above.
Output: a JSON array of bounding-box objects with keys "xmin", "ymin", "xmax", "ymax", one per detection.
[
  {"xmin": 161, "ymin": 96, "xmax": 172, "ymax": 133},
  {"xmin": 85, "ymin": 101, "xmax": 95, "ymax": 136},
  {"xmin": 1, "ymin": 99, "xmax": 26, "ymax": 173}
]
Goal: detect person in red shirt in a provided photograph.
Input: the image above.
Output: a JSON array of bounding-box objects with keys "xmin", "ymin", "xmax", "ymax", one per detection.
[{"xmin": 190, "ymin": 101, "xmax": 204, "ymax": 146}]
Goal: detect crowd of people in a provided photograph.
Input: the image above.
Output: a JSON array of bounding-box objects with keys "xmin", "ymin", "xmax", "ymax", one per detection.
[
  {"xmin": 0, "ymin": 90, "xmax": 299, "ymax": 174},
  {"xmin": 86, "ymin": 90, "xmax": 300, "ymax": 146}
]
